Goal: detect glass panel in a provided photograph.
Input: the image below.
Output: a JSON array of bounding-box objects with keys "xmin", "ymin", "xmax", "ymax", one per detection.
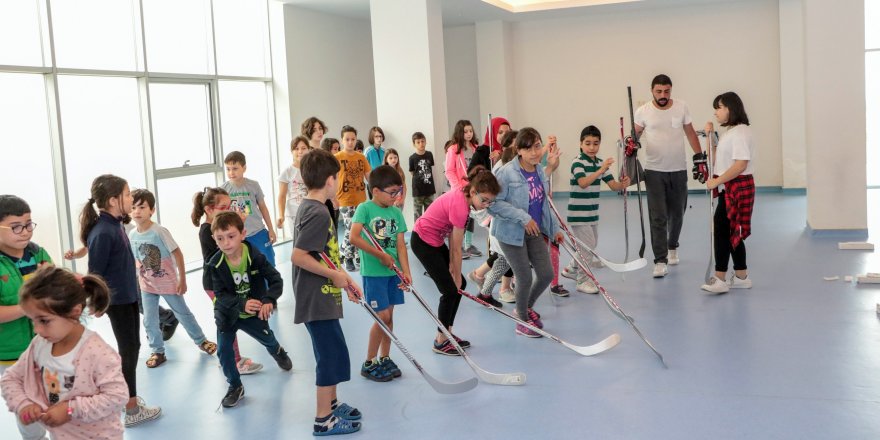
[
  {"xmin": 0, "ymin": 0, "xmax": 44, "ymax": 67},
  {"xmin": 213, "ymin": 0, "xmax": 269, "ymax": 77},
  {"xmin": 868, "ymin": 0, "xmax": 880, "ymax": 50},
  {"xmin": 143, "ymin": 0, "xmax": 213, "ymax": 74},
  {"xmin": 51, "ymin": 0, "xmax": 140, "ymax": 70},
  {"xmin": 149, "ymin": 82, "xmax": 214, "ymax": 170},
  {"xmin": 0, "ymin": 73, "xmax": 61, "ymax": 258},
  {"xmin": 155, "ymin": 173, "xmax": 218, "ymax": 267},
  {"xmin": 867, "ymin": 52, "xmax": 880, "ymax": 186},
  {"xmin": 218, "ymin": 81, "xmax": 277, "ymax": 229}
]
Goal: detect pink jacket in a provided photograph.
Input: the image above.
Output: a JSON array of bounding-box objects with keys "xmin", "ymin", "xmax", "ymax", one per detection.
[
  {"xmin": 445, "ymin": 144, "xmax": 471, "ymax": 191},
  {"xmin": 1, "ymin": 331, "xmax": 128, "ymax": 439}
]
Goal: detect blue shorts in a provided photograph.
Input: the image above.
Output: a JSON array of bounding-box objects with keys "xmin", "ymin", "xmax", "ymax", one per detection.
[
  {"xmin": 304, "ymin": 319, "xmax": 351, "ymax": 387},
  {"xmin": 363, "ymin": 275, "xmax": 404, "ymax": 312},
  {"xmin": 246, "ymin": 228, "xmax": 276, "ymax": 266}
]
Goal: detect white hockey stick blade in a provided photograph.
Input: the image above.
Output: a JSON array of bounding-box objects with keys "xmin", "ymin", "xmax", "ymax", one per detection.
[
  {"xmin": 568, "ymin": 234, "xmax": 647, "ymax": 272},
  {"xmin": 562, "ymin": 333, "xmax": 621, "ymax": 356}
]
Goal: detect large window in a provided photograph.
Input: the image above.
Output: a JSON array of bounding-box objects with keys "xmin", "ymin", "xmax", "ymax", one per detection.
[
  {"xmin": 149, "ymin": 82, "xmax": 215, "ymax": 170},
  {"xmin": 867, "ymin": 0, "xmax": 879, "ymax": 187}
]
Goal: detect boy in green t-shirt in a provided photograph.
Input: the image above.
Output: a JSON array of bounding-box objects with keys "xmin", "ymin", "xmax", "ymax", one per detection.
[
  {"xmin": 0, "ymin": 195, "xmax": 52, "ymax": 363},
  {"xmin": 349, "ymin": 166, "xmax": 411, "ymax": 383}
]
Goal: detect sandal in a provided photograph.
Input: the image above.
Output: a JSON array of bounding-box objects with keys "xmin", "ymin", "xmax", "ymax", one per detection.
[
  {"xmin": 146, "ymin": 352, "xmax": 166, "ymax": 368},
  {"xmin": 199, "ymin": 340, "xmax": 217, "ymax": 355}
]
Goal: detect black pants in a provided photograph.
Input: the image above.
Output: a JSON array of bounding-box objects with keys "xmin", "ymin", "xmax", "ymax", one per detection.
[
  {"xmin": 645, "ymin": 170, "xmax": 688, "ymax": 263},
  {"xmin": 411, "ymin": 231, "xmax": 467, "ymax": 329},
  {"xmin": 106, "ymin": 301, "xmax": 141, "ymax": 398},
  {"xmin": 714, "ymin": 191, "xmax": 747, "ymax": 272}
]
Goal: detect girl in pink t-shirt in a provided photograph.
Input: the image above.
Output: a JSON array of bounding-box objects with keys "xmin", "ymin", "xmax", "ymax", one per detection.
[{"xmin": 411, "ymin": 167, "xmax": 499, "ymax": 356}]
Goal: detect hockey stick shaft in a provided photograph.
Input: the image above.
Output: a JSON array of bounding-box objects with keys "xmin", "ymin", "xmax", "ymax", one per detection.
[
  {"xmin": 627, "ymin": 86, "xmax": 647, "ymax": 258},
  {"xmin": 704, "ymin": 128, "xmax": 716, "ymax": 284},
  {"xmin": 317, "ymin": 252, "xmax": 478, "ymax": 394}
]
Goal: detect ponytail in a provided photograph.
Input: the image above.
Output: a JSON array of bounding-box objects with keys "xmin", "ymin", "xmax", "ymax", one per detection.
[
  {"xmin": 20, "ymin": 266, "xmax": 110, "ymax": 318},
  {"xmin": 463, "ymin": 166, "xmax": 500, "ymax": 196},
  {"xmin": 79, "ymin": 174, "xmax": 128, "ymax": 246},
  {"xmin": 192, "ymin": 187, "xmax": 229, "ymax": 226}
]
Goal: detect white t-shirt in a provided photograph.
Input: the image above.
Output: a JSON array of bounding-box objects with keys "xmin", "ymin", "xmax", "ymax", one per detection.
[
  {"xmin": 714, "ymin": 124, "xmax": 755, "ymax": 177},
  {"xmin": 34, "ymin": 329, "xmax": 93, "ymax": 405},
  {"xmin": 634, "ymin": 99, "xmax": 693, "ymax": 172},
  {"xmin": 278, "ymin": 164, "xmax": 307, "ymax": 219}
]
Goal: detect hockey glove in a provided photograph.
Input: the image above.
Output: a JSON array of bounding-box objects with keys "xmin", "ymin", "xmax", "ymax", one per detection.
[{"xmin": 692, "ymin": 152, "xmax": 708, "ymax": 183}]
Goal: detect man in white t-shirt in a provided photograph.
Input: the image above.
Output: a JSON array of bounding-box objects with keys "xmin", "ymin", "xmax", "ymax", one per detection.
[{"xmin": 634, "ymin": 74, "xmax": 702, "ymax": 278}]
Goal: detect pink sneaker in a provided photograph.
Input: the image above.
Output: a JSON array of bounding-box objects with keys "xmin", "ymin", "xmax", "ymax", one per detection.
[
  {"xmin": 515, "ymin": 321, "xmax": 542, "ymax": 338},
  {"xmin": 527, "ymin": 309, "xmax": 543, "ymax": 329}
]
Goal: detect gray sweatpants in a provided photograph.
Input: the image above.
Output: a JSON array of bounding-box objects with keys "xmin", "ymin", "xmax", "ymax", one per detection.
[
  {"xmin": 644, "ymin": 170, "xmax": 688, "ymax": 264},
  {"xmin": 499, "ymin": 234, "xmax": 554, "ymax": 321}
]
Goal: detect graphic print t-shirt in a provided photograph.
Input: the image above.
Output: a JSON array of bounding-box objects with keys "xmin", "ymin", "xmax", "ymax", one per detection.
[
  {"xmin": 334, "ymin": 150, "xmax": 371, "ymax": 207},
  {"xmin": 293, "ymin": 199, "xmax": 343, "ymax": 324},
  {"xmin": 352, "ymin": 201, "xmax": 408, "ymax": 277},
  {"xmin": 224, "ymin": 244, "xmax": 254, "ymax": 319},
  {"xmin": 408, "ymin": 151, "xmax": 436, "ymax": 196},
  {"xmin": 128, "ymin": 224, "xmax": 180, "ymax": 295},
  {"xmin": 521, "ymin": 168, "xmax": 544, "ymax": 228},
  {"xmin": 34, "ymin": 329, "xmax": 92, "ymax": 405},
  {"xmin": 221, "ymin": 178, "xmax": 266, "ymax": 237}
]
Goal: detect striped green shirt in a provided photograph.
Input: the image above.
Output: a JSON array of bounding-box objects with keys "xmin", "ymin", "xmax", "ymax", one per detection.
[{"xmin": 568, "ymin": 152, "xmax": 614, "ymax": 224}]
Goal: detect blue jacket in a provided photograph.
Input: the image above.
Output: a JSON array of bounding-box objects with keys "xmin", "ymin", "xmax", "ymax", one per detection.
[
  {"xmin": 364, "ymin": 146, "xmax": 385, "ymax": 170},
  {"xmin": 488, "ymin": 158, "xmax": 560, "ymax": 246},
  {"xmin": 87, "ymin": 212, "xmax": 138, "ymax": 305}
]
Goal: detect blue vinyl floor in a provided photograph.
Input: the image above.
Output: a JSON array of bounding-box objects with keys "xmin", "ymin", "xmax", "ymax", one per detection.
[{"xmin": 2, "ymin": 191, "xmax": 879, "ymax": 439}]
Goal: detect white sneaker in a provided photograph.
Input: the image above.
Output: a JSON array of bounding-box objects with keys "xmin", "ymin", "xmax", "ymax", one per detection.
[
  {"xmin": 728, "ymin": 275, "xmax": 752, "ymax": 289},
  {"xmin": 468, "ymin": 270, "xmax": 485, "ymax": 289},
  {"xmin": 124, "ymin": 398, "xmax": 161, "ymax": 427},
  {"xmin": 652, "ymin": 263, "xmax": 668, "ymax": 278},
  {"xmin": 561, "ymin": 266, "xmax": 581, "ymax": 281},
  {"xmin": 576, "ymin": 280, "xmax": 599, "ymax": 294},
  {"xmin": 701, "ymin": 277, "xmax": 730, "ymax": 294},
  {"xmin": 499, "ymin": 289, "xmax": 515, "ymax": 303},
  {"xmin": 667, "ymin": 250, "xmax": 679, "ymax": 265},
  {"xmin": 237, "ymin": 357, "xmax": 264, "ymax": 375}
]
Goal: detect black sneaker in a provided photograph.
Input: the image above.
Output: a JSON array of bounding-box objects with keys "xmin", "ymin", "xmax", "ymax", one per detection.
[
  {"xmin": 451, "ymin": 334, "xmax": 471, "ymax": 349},
  {"xmin": 379, "ymin": 356, "xmax": 402, "ymax": 378},
  {"xmin": 360, "ymin": 360, "xmax": 393, "ymax": 382},
  {"xmin": 478, "ymin": 293, "xmax": 503, "ymax": 308},
  {"xmin": 221, "ymin": 385, "xmax": 244, "ymax": 408},
  {"xmin": 550, "ymin": 284, "xmax": 570, "ymax": 297},
  {"xmin": 161, "ymin": 323, "xmax": 178, "ymax": 341},
  {"xmin": 344, "ymin": 259, "xmax": 356, "ymax": 272},
  {"xmin": 272, "ymin": 347, "xmax": 292, "ymax": 371},
  {"xmin": 432, "ymin": 339, "xmax": 460, "ymax": 356}
]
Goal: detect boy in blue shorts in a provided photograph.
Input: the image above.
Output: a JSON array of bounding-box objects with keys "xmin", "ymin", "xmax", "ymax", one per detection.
[
  {"xmin": 349, "ymin": 165, "xmax": 411, "ymax": 382},
  {"xmin": 291, "ymin": 149, "xmax": 363, "ymax": 436}
]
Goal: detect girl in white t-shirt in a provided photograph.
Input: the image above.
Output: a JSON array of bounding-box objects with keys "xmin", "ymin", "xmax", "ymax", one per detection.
[
  {"xmin": 277, "ymin": 136, "xmax": 311, "ymax": 239},
  {"xmin": 701, "ymin": 91, "xmax": 756, "ymax": 294}
]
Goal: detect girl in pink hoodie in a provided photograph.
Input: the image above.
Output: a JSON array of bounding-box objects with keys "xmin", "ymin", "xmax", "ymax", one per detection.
[{"xmin": 2, "ymin": 266, "xmax": 128, "ymax": 440}]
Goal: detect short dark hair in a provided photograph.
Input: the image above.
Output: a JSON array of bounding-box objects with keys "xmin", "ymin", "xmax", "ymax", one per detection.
[
  {"xmin": 713, "ymin": 91, "xmax": 750, "ymax": 127},
  {"xmin": 211, "ymin": 211, "xmax": 244, "ymax": 233},
  {"xmin": 355, "ymin": 140, "xmax": 364, "ymax": 152},
  {"xmin": 464, "ymin": 166, "xmax": 501, "ymax": 196},
  {"xmin": 412, "ymin": 132, "xmax": 426, "ymax": 143},
  {"xmin": 131, "ymin": 188, "xmax": 156, "ymax": 210},
  {"xmin": 651, "ymin": 74, "xmax": 672, "ymax": 88},
  {"xmin": 514, "ymin": 127, "xmax": 542, "ymax": 151},
  {"xmin": 224, "ymin": 151, "xmax": 246, "ymax": 166},
  {"xmin": 341, "ymin": 125, "xmax": 358, "ymax": 137},
  {"xmin": 301, "ymin": 149, "xmax": 341, "ymax": 190},
  {"xmin": 320, "ymin": 137, "xmax": 339, "ymax": 152},
  {"xmin": 0, "ymin": 195, "xmax": 31, "ymax": 222},
  {"xmin": 580, "ymin": 125, "xmax": 601, "ymax": 142},
  {"xmin": 369, "ymin": 165, "xmax": 403, "ymax": 191}
]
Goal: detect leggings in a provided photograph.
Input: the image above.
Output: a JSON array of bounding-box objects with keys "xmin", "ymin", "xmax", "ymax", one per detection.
[
  {"xmin": 500, "ymin": 234, "xmax": 553, "ymax": 321},
  {"xmin": 481, "ymin": 254, "xmax": 511, "ymax": 297},
  {"xmin": 714, "ymin": 191, "xmax": 747, "ymax": 272},
  {"xmin": 106, "ymin": 301, "xmax": 140, "ymax": 398},
  {"xmin": 410, "ymin": 231, "xmax": 467, "ymax": 329},
  {"xmin": 486, "ymin": 251, "xmax": 513, "ymax": 277}
]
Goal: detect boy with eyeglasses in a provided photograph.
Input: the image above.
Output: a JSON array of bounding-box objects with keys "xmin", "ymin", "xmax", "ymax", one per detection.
[
  {"xmin": 348, "ymin": 166, "xmax": 411, "ymax": 382},
  {"xmin": 0, "ymin": 195, "xmax": 52, "ymax": 365}
]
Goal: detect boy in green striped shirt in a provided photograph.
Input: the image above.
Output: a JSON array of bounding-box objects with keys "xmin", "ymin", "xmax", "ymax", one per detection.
[{"xmin": 562, "ymin": 126, "xmax": 630, "ymax": 293}]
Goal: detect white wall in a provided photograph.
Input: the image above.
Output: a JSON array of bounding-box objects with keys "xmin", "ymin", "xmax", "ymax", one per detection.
[
  {"xmin": 283, "ymin": 5, "xmax": 377, "ymax": 149},
  {"xmin": 444, "ymin": 24, "xmax": 482, "ymax": 137}
]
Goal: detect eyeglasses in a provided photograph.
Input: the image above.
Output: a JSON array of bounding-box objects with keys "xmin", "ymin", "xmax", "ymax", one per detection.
[
  {"xmin": 0, "ymin": 222, "xmax": 37, "ymax": 234},
  {"xmin": 475, "ymin": 194, "xmax": 495, "ymax": 207},
  {"xmin": 380, "ymin": 187, "xmax": 403, "ymax": 198}
]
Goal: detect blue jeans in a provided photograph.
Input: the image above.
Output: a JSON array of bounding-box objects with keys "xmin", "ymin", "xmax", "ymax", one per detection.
[
  {"xmin": 218, "ymin": 317, "xmax": 281, "ymax": 388},
  {"xmin": 246, "ymin": 228, "xmax": 276, "ymax": 266},
  {"xmin": 142, "ymin": 292, "xmax": 207, "ymax": 354}
]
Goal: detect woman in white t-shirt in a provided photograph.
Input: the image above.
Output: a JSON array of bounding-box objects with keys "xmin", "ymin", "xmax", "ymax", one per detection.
[{"xmin": 701, "ymin": 92, "xmax": 755, "ymax": 294}]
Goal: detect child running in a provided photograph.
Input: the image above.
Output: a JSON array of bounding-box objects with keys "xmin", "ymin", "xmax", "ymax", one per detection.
[
  {"xmin": 350, "ymin": 165, "xmax": 411, "ymax": 382},
  {"xmin": 1, "ymin": 266, "xmax": 128, "ymax": 439},
  {"xmin": 291, "ymin": 149, "xmax": 363, "ymax": 436},
  {"xmin": 207, "ymin": 211, "xmax": 292, "ymax": 408},
  {"xmin": 411, "ymin": 167, "xmax": 499, "ymax": 355},
  {"xmin": 192, "ymin": 187, "xmax": 263, "ymax": 374},
  {"xmin": 128, "ymin": 189, "xmax": 216, "ymax": 368}
]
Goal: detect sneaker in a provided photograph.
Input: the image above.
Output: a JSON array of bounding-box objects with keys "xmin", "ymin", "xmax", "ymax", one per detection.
[
  {"xmin": 432, "ymin": 339, "xmax": 460, "ymax": 356},
  {"xmin": 550, "ymin": 285, "xmax": 570, "ymax": 297},
  {"xmin": 701, "ymin": 277, "xmax": 730, "ymax": 294},
  {"xmin": 466, "ymin": 245, "xmax": 482, "ymax": 257},
  {"xmin": 451, "ymin": 334, "xmax": 471, "ymax": 349},
  {"xmin": 576, "ymin": 279, "xmax": 599, "ymax": 294},
  {"xmin": 527, "ymin": 309, "xmax": 543, "ymax": 329},
  {"xmin": 499, "ymin": 289, "xmax": 515, "ymax": 303},
  {"xmin": 668, "ymin": 249, "xmax": 679, "ymax": 265},
  {"xmin": 468, "ymin": 270, "xmax": 486, "ymax": 289},
  {"xmin": 379, "ymin": 356, "xmax": 402, "ymax": 378},
  {"xmin": 344, "ymin": 259, "xmax": 355, "ymax": 272},
  {"xmin": 360, "ymin": 360, "xmax": 393, "ymax": 382},
  {"xmin": 314, "ymin": 416, "xmax": 361, "ymax": 436},
  {"xmin": 161, "ymin": 323, "xmax": 177, "ymax": 341},
  {"xmin": 653, "ymin": 262, "xmax": 668, "ymax": 278},
  {"xmin": 561, "ymin": 266, "xmax": 581, "ymax": 281},
  {"xmin": 478, "ymin": 293, "xmax": 503, "ymax": 308},
  {"xmin": 237, "ymin": 357, "xmax": 263, "ymax": 375},
  {"xmin": 221, "ymin": 385, "xmax": 245, "ymax": 408},
  {"xmin": 515, "ymin": 320, "xmax": 542, "ymax": 338},
  {"xmin": 728, "ymin": 275, "xmax": 752, "ymax": 289},
  {"xmin": 272, "ymin": 347, "xmax": 293, "ymax": 371},
  {"xmin": 124, "ymin": 398, "xmax": 161, "ymax": 427},
  {"xmin": 461, "ymin": 248, "xmax": 472, "ymax": 260}
]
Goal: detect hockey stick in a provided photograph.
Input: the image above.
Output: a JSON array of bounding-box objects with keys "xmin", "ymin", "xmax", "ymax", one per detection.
[
  {"xmin": 627, "ymin": 86, "xmax": 647, "ymax": 259},
  {"xmin": 618, "ymin": 117, "xmax": 630, "ymax": 267},
  {"xmin": 360, "ymin": 230, "xmax": 526, "ymax": 385},
  {"xmin": 702, "ymin": 128, "xmax": 716, "ymax": 284},
  {"xmin": 457, "ymin": 287, "xmax": 620, "ymax": 356},
  {"xmin": 317, "ymin": 252, "xmax": 479, "ymax": 394},
  {"xmin": 546, "ymin": 198, "xmax": 647, "ymax": 272}
]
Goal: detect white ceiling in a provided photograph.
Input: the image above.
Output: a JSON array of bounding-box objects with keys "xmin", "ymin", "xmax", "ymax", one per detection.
[{"xmin": 278, "ymin": 0, "xmax": 734, "ymax": 27}]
